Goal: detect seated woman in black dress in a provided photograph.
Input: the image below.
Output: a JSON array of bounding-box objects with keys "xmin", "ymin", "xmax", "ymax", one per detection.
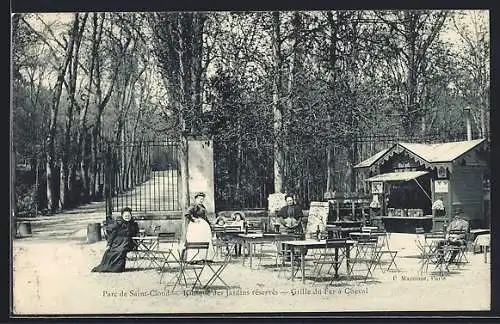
[{"xmin": 91, "ymin": 207, "xmax": 139, "ymax": 272}]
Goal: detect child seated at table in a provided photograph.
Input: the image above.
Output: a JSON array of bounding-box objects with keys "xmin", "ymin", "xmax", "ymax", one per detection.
[{"xmin": 232, "ymin": 211, "xmax": 246, "ymax": 256}]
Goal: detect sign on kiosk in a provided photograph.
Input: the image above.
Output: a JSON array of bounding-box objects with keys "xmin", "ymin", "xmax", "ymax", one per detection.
[{"xmin": 435, "ymin": 180, "xmax": 449, "ymax": 193}]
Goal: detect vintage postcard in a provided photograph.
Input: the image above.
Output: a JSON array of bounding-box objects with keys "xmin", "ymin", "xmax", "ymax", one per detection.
[{"xmin": 11, "ymin": 9, "xmax": 491, "ymax": 316}]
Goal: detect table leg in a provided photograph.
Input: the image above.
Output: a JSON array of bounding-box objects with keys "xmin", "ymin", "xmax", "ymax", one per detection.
[
  {"xmin": 249, "ymin": 242, "xmax": 253, "ymax": 268},
  {"xmin": 346, "ymin": 246, "xmax": 351, "ymax": 276},
  {"xmin": 301, "ymin": 249, "xmax": 305, "ymax": 284},
  {"xmin": 290, "ymin": 247, "xmax": 294, "ymax": 281},
  {"xmin": 241, "ymin": 240, "xmax": 247, "ymax": 264},
  {"xmin": 484, "ymin": 246, "xmax": 488, "ymax": 263},
  {"xmin": 334, "ymin": 247, "xmax": 339, "ymax": 279}
]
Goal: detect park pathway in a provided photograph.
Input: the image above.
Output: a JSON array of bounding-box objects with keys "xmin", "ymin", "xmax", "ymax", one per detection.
[{"xmin": 15, "ymin": 171, "xmax": 178, "ymax": 241}]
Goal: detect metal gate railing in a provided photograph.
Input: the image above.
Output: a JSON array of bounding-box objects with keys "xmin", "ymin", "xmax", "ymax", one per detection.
[{"xmin": 104, "ymin": 139, "xmax": 181, "ymax": 216}]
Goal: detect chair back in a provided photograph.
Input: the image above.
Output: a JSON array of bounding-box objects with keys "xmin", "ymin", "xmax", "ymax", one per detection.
[
  {"xmin": 157, "ymin": 232, "xmax": 177, "ymax": 243},
  {"xmin": 224, "ymin": 226, "xmax": 243, "ymax": 233},
  {"xmin": 448, "ymin": 229, "xmax": 467, "ymax": 242},
  {"xmin": 370, "ymin": 228, "xmax": 387, "ymax": 235},
  {"xmin": 356, "ymin": 235, "xmax": 378, "ymax": 245},
  {"xmin": 185, "ymin": 241, "xmax": 210, "ymax": 249},
  {"xmin": 425, "ymin": 232, "xmax": 446, "ymax": 242},
  {"xmin": 361, "ymin": 226, "xmax": 378, "ymax": 233},
  {"xmin": 323, "ymin": 238, "xmax": 348, "ymax": 252},
  {"xmin": 326, "ymin": 238, "xmax": 347, "ymax": 245},
  {"xmin": 247, "ymin": 222, "xmax": 263, "ymax": 232},
  {"xmin": 328, "ymin": 225, "xmax": 342, "ymax": 239},
  {"xmin": 182, "ymin": 241, "xmax": 210, "ymax": 262},
  {"xmin": 448, "ymin": 229, "xmax": 467, "ymax": 235},
  {"xmin": 425, "ymin": 231, "xmax": 445, "ymax": 238}
]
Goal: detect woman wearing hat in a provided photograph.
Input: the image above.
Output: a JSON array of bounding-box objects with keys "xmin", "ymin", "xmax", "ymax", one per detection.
[
  {"xmin": 91, "ymin": 207, "xmax": 139, "ymax": 272},
  {"xmin": 183, "ymin": 192, "xmax": 214, "ymax": 260}
]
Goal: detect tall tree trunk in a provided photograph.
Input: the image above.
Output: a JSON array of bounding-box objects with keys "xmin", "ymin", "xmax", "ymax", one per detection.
[
  {"xmin": 91, "ymin": 12, "xmax": 121, "ymax": 200},
  {"xmin": 326, "ymin": 144, "xmax": 335, "ymax": 192},
  {"xmin": 79, "ymin": 13, "xmax": 99, "ymax": 203},
  {"xmin": 89, "ymin": 127, "xmax": 97, "ymax": 199},
  {"xmin": 405, "ymin": 12, "xmax": 418, "ymax": 135},
  {"xmin": 272, "ymin": 11, "xmax": 284, "ymax": 193},
  {"xmin": 150, "ymin": 12, "xmax": 206, "ymax": 212},
  {"xmin": 191, "ymin": 13, "xmax": 205, "ymax": 130},
  {"xmin": 60, "ymin": 13, "xmax": 87, "ymax": 209},
  {"xmin": 46, "ymin": 14, "xmax": 79, "ymax": 213},
  {"xmin": 326, "ymin": 11, "xmax": 339, "ymax": 193}
]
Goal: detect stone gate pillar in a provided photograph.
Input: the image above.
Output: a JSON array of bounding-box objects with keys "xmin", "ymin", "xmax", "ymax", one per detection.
[{"xmin": 187, "ymin": 137, "xmax": 215, "ymax": 218}]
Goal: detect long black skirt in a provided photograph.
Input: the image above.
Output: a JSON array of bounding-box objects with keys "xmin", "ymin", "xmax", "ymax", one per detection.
[{"xmin": 91, "ymin": 248, "xmax": 128, "ymax": 273}]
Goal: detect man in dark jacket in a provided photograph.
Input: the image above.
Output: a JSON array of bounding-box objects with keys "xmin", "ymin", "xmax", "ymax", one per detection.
[{"xmin": 437, "ymin": 208, "xmax": 469, "ymax": 263}]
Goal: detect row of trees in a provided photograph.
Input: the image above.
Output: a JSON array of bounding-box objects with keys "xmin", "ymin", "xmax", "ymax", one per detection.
[{"xmin": 12, "ymin": 10, "xmax": 489, "ymax": 217}]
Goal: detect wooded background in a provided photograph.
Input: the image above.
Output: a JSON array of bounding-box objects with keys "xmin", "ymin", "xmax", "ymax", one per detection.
[{"xmin": 11, "ymin": 10, "xmax": 490, "ymax": 223}]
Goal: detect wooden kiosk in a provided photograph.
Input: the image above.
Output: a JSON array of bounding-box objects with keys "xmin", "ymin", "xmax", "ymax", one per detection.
[{"xmin": 354, "ymin": 139, "xmax": 489, "ymax": 233}]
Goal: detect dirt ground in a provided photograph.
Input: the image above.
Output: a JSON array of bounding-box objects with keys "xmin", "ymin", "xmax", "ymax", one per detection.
[{"xmin": 11, "ymin": 205, "xmax": 490, "ymax": 315}]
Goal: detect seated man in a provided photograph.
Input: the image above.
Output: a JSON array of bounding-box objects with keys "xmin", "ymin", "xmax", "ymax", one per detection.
[{"xmin": 437, "ymin": 209, "xmax": 469, "ymax": 263}]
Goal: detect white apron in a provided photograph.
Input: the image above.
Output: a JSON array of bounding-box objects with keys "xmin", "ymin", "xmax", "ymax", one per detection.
[{"xmin": 182, "ymin": 219, "xmax": 215, "ymax": 261}]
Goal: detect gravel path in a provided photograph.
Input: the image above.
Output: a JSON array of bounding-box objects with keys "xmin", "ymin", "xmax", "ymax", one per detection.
[{"xmin": 12, "ymin": 204, "xmax": 491, "ymax": 314}]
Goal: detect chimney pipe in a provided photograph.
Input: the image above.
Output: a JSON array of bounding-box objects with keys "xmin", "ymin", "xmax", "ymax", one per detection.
[{"xmin": 464, "ymin": 107, "xmax": 472, "ymax": 141}]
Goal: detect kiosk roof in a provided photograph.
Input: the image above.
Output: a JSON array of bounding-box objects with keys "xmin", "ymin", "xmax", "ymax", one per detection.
[{"xmin": 364, "ymin": 171, "xmax": 429, "ymax": 182}]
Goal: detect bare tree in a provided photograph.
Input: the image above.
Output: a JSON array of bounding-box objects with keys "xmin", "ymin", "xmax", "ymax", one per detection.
[
  {"xmin": 45, "ymin": 14, "xmax": 79, "ymax": 212},
  {"xmin": 59, "ymin": 13, "xmax": 88, "ymax": 209}
]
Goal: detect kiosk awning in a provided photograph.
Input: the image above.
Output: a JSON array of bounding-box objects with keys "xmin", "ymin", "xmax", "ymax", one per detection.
[{"xmin": 364, "ymin": 171, "xmax": 429, "ymax": 182}]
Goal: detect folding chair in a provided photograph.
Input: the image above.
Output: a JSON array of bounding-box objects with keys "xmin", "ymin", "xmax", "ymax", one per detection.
[
  {"xmin": 156, "ymin": 232, "xmax": 181, "ymax": 284},
  {"xmin": 202, "ymin": 245, "xmax": 233, "ymax": 290},
  {"xmin": 171, "ymin": 242, "xmax": 211, "ymax": 292},
  {"xmin": 276, "ymin": 242, "xmax": 302, "ymax": 279},
  {"xmin": 311, "ymin": 238, "xmax": 349, "ymax": 283},
  {"xmin": 127, "ymin": 229, "xmax": 159, "ymax": 269},
  {"xmin": 371, "ymin": 229, "xmax": 398, "ymax": 273},
  {"xmin": 255, "ymin": 239, "xmax": 280, "ymax": 268},
  {"xmin": 221, "ymin": 226, "xmax": 242, "ymax": 256},
  {"xmin": 446, "ymin": 230, "xmax": 469, "ymax": 268},
  {"xmin": 348, "ymin": 235, "xmax": 380, "ymax": 281},
  {"xmin": 419, "ymin": 232, "xmax": 448, "ymax": 275}
]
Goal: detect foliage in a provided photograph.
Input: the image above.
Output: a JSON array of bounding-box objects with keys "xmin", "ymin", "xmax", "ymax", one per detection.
[{"xmin": 11, "ymin": 10, "xmax": 490, "ymax": 214}]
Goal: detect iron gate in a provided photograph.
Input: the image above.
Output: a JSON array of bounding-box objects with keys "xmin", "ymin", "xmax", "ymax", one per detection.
[{"xmin": 104, "ymin": 139, "xmax": 181, "ymax": 216}]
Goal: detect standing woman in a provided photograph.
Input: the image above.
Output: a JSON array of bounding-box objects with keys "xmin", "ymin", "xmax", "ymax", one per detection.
[
  {"xmin": 183, "ymin": 192, "xmax": 214, "ymax": 260},
  {"xmin": 91, "ymin": 207, "xmax": 139, "ymax": 272}
]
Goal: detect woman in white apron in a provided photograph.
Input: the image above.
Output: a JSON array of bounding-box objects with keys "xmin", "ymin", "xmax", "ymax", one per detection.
[{"xmin": 182, "ymin": 192, "xmax": 215, "ymax": 261}]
